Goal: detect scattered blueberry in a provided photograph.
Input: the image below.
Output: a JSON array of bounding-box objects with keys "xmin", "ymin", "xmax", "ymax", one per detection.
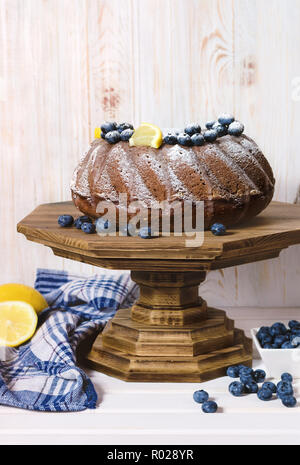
[
  {"xmin": 281, "ymin": 396, "xmax": 297, "ymax": 408},
  {"xmin": 81, "ymin": 222, "xmax": 96, "ymax": 234},
  {"xmin": 253, "ymin": 369, "xmax": 266, "ymax": 383},
  {"xmin": 277, "ymin": 381, "xmax": 293, "ymax": 399},
  {"xmin": 212, "ymin": 122, "xmax": 228, "ymax": 137},
  {"xmin": 95, "ymin": 218, "xmax": 114, "ymax": 235},
  {"xmin": 239, "ymin": 367, "xmax": 253, "ymax": 377},
  {"xmin": 101, "ymin": 121, "xmax": 117, "ymax": 134},
  {"xmin": 211, "ymin": 223, "xmax": 227, "ymax": 236},
  {"xmin": 205, "ymin": 120, "xmax": 216, "ymax": 129},
  {"xmin": 244, "ymin": 381, "xmax": 259, "ymax": 394},
  {"xmin": 193, "ymin": 390, "xmax": 209, "ymax": 404},
  {"xmin": 262, "ymin": 382, "xmax": 277, "ymax": 394},
  {"xmin": 58, "ymin": 215, "xmax": 74, "ymax": 227},
  {"xmin": 226, "ymin": 366, "xmax": 240, "ymax": 378},
  {"xmin": 139, "ymin": 226, "xmax": 154, "ymax": 239},
  {"xmin": 117, "ymin": 122, "xmax": 134, "ymax": 133},
  {"xmin": 236, "ymin": 364, "xmax": 249, "ymax": 374},
  {"xmin": 119, "ymin": 223, "xmax": 138, "ymax": 237},
  {"xmin": 240, "ymin": 374, "xmax": 254, "ymax": 385},
  {"xmin": 177, "ymin": 133, "xmax": 193, "ymax": 147},
  {"xmin": 281, "ymin": 373, "xmax": 293, "ymax": 383},
  {"xmin": 202, "ymin": 401, "xmax": 218, "ymax": 413},
  {"xmin": 105, "ymin": 130, "xmax": 121, "ymax": 144},
  {"xmin": 184, "ymin": 124, "xmax": 201, "ymax": 136},
  {"xmin": 74, "ymin": 216, "xmax": 92, "ymax": 229},
  {"xmin": 229, "ymin": 381, "xmax": 245, "ymax": 397},
  {"xmin": 218, "ymin": 114, "xmax": 235, "ymax": 126},
  {"xmin": 228, "ymin": 121, "xmax": 244, "ymax": 137},
  {"xmin": 257, "ymin": 387, "xmax": 273, "ymax": 401},
  {"xmin": 120, "ymin": 129, "xmax": 134, "ymax": 141},
  {"xmin": 163, "ymin": 133, "xmax": 178, "ymax": 145},
  {"xmin": 204, "ymin": 129, "xmax": 218, "ymax": 142},
  {"xmin": 191, "ymin": 133, "xmax": 205, "ymax": 146}
]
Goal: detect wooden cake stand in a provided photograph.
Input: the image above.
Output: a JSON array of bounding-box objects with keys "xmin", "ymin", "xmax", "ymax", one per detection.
[{"xmin": 17, "ymin": 201, "xmax": 300, "ymax": 382}]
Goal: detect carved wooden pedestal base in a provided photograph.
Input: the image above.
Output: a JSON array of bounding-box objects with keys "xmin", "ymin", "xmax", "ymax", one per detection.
[{"xmin": 86, "ymin": 271, "xmax": 252, "ymax": 382}]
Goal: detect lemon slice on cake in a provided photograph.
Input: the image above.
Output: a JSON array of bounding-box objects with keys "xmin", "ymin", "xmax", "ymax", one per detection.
[
  {"xmin": 94, "ymin": 127, "xmax": 101, "ymax": 139},
  {"xmin": 129, "ymin": 123, "xmax": 163, "ymax": 149},
  {"xmin": 0, "ymin": 301, "xmax": 38, "ymax": 347},
  {"xmin": 0, "ymin": 284, "xmax": 48, "ymax": 314}
]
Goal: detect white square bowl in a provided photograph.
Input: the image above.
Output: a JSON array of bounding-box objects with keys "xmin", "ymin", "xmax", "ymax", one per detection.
[{"xmin": 251, "ymin": 328, "xmax": 300, "ymax": 379}]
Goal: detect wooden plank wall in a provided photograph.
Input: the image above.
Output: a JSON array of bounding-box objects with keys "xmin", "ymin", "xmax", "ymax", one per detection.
[{"xmin": 1, "ymin": 0, "xmax": 300, "ymax": 309}]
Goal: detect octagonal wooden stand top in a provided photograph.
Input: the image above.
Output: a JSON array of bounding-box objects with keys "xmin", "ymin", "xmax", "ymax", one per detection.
[{"xmin": 18, "ymin": 201, "xmax": 300, "ymax": 382}]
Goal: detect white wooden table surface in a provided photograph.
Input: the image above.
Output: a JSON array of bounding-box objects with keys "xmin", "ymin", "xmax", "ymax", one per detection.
[{"xmin": 1, "ymin": 359, "xmax": 299, "ymax": 446}]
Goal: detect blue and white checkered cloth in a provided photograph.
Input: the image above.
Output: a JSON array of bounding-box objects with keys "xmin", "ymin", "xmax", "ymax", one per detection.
[{"xmin": 0, "ymin": 269, "xmax": 138, "ymax": 412}]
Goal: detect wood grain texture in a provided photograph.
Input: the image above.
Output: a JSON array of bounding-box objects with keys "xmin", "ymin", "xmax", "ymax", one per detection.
[
  {"xmin": 1, "ymin": 0, "xmax": 300, "ymax": 310},
  {"xmin": 17, "ymin": 201, "xmax": 300, "ymax": 267}
]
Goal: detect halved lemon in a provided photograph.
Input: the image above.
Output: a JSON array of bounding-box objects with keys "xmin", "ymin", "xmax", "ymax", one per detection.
[
  {"xmin": 129, "ymin": 123, "xmax": 163, "ymax": 149},
  {"xmin": 0, "ymin": 301, "xmax": 38, "ymax": 347},
  {"xmin": 0, "ymin": 284, "xmax": 48, "ymax": 314}
]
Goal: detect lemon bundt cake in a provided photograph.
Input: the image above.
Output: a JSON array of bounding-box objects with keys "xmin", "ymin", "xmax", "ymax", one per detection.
[{"xmin": 70, "ymin": 117, "xmax": 275, "ymax": 230}]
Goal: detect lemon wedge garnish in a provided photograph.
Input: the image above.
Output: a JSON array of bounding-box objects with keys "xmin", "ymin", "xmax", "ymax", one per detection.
[
  {"xmin": 129, "ymin": 123, "xmax": 163, "ymax": 149},
  {"xmin": 0, "ymin": 301, "xmax": 38, "ymax": 347},
  {"xmin": 0, "ymin": 284, "xmax": 48, "ymax": 314},
  {"xmin": 94, "ymin": 128, "xmax": 101, "ymax": 139}
]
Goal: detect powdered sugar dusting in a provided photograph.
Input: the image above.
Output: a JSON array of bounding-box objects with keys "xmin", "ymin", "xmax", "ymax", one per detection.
[
  {"xmin": 70, "ymin": 145, "xmax": 93, "ymax": 197},
  {"xmin": 238, "ymin": 136, "xmax": 274, "ymax": 187},
  {"xmin": 214, "ymin": 142, "xmax": 258, "ymax": 192},
  {"xmin": 71, "ymin": 133, "xmax": 274, "ymax": 226}
]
